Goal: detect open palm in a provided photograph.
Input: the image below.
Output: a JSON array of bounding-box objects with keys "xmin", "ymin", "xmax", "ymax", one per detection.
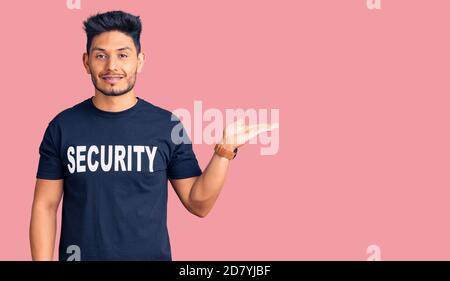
[{"xmin": 222, "ymin": 119, "xmax": 279, "ymax": 148}]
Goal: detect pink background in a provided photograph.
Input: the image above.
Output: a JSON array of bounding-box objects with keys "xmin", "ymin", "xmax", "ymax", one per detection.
[{"xmin": 1, "ymin": 0, "xmax": 450, "ymax": 260}]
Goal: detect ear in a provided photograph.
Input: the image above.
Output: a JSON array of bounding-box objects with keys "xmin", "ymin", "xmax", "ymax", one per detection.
[
  {"xmin": 137, "ymin": 52, "xmax": 145, "ymax": 73},
  {"xmin": 82, "ymin": 53, "xmax": 91, "ymax": 74}
]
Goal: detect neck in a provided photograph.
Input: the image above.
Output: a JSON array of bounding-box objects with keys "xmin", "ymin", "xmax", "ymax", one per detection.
[{"xmin": 92, "ymin": 91, "xmax": 138, "ymax": 112}]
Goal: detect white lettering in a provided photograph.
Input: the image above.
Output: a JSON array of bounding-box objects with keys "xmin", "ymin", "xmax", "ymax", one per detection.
[
  {"xmin": 87, "ymin": 145, "xmax": 99, "ymax": 171},
  {"xmin": 114, "ymin": 145, "xmax": 126, "ymax": 171},
  {"xmin": 67, "ymin": 146, "xmax": 76, "ymax": 173},
  {"xmin": 145, "ymin": 146, "xmax": 158, "ymax": 172},
  {"xmin": 133, "ymin": 146, "xmax": 145, "ymax": 172},
  {"xmin": 76, "ymin": 146, "xmax": 86, "ymax": 173},
  {"xmin": 100, "ymin": 145, "xmax": 113, "ymax": 172},
  {"xmin": 67, "ymin": 145, "xmax": 158, "ymax": 174}
]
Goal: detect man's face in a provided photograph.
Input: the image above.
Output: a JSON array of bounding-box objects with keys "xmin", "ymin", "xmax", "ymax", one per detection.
[{"xmin": 83, "ymin": 31, "xmax": 144, "ymax": 96}]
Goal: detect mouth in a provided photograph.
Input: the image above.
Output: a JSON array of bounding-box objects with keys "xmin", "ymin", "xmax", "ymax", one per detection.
[{"xmin": 101, "ymin": 75, "xmax": 124, "ymax": 84}]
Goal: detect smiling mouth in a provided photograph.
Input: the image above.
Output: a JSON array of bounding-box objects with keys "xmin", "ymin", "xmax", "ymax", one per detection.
[{"xmin": 101, "ymin": 76, "xmax": 124, "ymax": 84}]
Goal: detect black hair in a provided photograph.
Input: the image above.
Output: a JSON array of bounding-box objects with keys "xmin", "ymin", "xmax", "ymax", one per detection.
[{"xmin": 83, "ymin": 10, "xmax": 142, "ymax": 54}]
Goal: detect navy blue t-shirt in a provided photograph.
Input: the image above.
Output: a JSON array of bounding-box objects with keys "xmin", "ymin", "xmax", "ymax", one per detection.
[{"xmin": 36, "ymin": 97, "xmax": 202, "ymax": 261}]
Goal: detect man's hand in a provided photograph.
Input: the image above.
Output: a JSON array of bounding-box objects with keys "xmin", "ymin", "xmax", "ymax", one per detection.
[
  {"xmin": 171, "ymin": 118, "xmax": 279, "ymax": 218},
  {"xmin": 221, "ymin": 118, "xmax": 279, "ymax": 150}
]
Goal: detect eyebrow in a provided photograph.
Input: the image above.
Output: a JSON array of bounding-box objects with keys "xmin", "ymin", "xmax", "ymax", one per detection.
[{"xmin": 91, "ymin": 47, "xmax": 132, "ymax": 52}]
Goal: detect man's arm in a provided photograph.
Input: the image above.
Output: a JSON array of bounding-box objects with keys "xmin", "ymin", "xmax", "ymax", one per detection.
[
  {"xmin": 171, "ymin": 120, "xmax": 278, "ymax": 218},
  {"xmin": 171, "ymin": 151, "xmax": 231, "ymax": 218},
  {"xmin": 30, "ymin": 179, "xmax": 64, "ymax": 261}
]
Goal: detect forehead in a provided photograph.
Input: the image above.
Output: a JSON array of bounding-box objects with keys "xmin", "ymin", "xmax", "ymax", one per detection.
[{"xmin": 90, "ymin": 31, "xmax": 136, "ymax": 52}]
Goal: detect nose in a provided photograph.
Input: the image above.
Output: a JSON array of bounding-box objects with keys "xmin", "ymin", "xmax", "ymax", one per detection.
[{"xmin": 105, "ymin": 56, "xmax": 118, "ymax": 71}]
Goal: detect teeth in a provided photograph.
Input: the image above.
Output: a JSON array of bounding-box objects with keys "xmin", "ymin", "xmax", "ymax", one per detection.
[
  {"xmin": 102, "ymin": 77, "xmax": 122, "ymax": 83},
  {"xmin": 103, "ymin": 77, "xmax": 122, "ymax": 80}
]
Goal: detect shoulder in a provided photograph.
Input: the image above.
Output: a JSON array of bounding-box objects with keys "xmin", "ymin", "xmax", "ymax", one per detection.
[
  {"xmin": 138, "ymin": 98, "xmax": 181, "ymax": 124},
  {"xmin": 47, "ymin": 98, "xmax": 91, "ymax": 127}
]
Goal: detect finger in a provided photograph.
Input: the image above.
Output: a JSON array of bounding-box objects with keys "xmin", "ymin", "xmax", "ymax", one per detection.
[
  {"xmin": 236, "ymin": 119, "xmax": 245, "ymax": 127},
  {"xmin": 248, "ymin": 123, "xmax": 279, "ymax": 130},
  {"xmin": 246, "ymin": 124, "xmax": 278, "ymax": 135},
  {"xmin": 270, "ymin": 123, "xmax": 279, "ymax": 130}
]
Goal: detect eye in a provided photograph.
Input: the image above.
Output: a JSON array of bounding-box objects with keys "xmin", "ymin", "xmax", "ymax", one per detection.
[
  {"xmin": 96, "ymin": 54, "xmax": 107, "ymax": 59},
  {"xmin": 119, "ymin": 53, "xmax": 128, "ymax": 59}
]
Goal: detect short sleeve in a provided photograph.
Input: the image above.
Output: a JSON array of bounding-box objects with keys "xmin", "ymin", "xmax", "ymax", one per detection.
[
  {"xmin": 36, "ymin": 121, "xmax": 64, "ymax": 180},
  {"xmin": 167, "ymin": 121, "xmax": 202, "ymax": 180}
]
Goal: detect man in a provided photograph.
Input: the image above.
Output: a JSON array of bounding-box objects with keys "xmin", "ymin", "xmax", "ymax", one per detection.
[{"xmin": 30, "ymin": 10, "xmax": 277, "ymax": 261}]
